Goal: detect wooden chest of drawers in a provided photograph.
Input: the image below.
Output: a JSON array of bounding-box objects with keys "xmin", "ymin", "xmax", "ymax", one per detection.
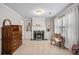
[{"xmin": 1, "ymin": 19, "xmax": 22, "ymax": 55}]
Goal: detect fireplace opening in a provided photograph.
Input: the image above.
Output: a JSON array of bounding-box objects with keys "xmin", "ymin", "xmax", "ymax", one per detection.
[{"xmin": 32, "ymin": 31, "xmax": 46, "ymax": 40}]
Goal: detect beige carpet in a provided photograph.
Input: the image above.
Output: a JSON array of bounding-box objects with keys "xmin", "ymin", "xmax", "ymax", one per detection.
[{"xmin": 13, "ymin": 39, "xmax": 72, "ymax": 55}]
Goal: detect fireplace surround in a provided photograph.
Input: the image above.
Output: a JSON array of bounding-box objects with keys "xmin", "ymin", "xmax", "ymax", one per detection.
[{"xmin": 32, "ymin": 31, "xmax": 47, "ymax": 40}]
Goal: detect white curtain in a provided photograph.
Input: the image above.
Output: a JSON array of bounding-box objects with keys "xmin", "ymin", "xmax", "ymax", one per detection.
[
  {"xmin": 54, "ymin": 6, "xmax": 79, "ymax": 50},
  {"xmin": 67, "ymin": 7, "xmax": 78, "ymax": 49},
  {"xmin": 62, "ymin": 14, "xmax": 68, "ymax": 48},
  {"xmin": 54, "ymin": 17, "xmax": 63, "ymax": 33}
]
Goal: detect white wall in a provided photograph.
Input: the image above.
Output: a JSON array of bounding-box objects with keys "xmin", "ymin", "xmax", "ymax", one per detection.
[
  {"xmin": 0, "ymin": 4, "xmax": 25, "ymax": 54},
  {"xmin": 24, "ymin": 19, "xmax": 32, "ymax": 39},
  {"xmin": 32, "ymin": 18, "xmax": 54, "ymax": 40},
  {"xmin": 24, "ymin": 17, "xmax": 53, "ymax": 40}
]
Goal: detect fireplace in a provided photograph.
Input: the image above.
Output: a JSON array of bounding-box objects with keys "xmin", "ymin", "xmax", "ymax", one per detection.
[{"xmin": 32, "ymin": 31, "xmax": 46, "ymax": 40}]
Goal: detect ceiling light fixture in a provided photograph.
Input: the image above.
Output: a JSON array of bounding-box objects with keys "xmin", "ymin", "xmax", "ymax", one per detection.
[{"xmin": 34, "ymin": 9, "xmax": 45, "ymax": 16}]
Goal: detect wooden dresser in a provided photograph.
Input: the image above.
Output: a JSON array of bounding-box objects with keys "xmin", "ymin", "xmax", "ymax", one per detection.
[{"xmin": 1, "ymin": 19, "xmax": 22, "ymax": 55}]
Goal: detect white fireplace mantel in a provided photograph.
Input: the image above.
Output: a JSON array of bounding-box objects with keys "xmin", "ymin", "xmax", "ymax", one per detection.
[{"xmin": 32, "ymin": 18, "xmax": 47, "ymax": 39}]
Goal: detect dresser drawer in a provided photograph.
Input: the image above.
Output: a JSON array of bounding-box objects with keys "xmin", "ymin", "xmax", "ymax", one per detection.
[{"xmin": 12, "ymin": 43, "xmax": 21, "ymax": 52}]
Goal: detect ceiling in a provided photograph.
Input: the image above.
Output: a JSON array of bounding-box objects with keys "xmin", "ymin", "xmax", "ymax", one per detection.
[{"xmin": 5, "ymin": 3, "xmax": 71, "ymax": 18}]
